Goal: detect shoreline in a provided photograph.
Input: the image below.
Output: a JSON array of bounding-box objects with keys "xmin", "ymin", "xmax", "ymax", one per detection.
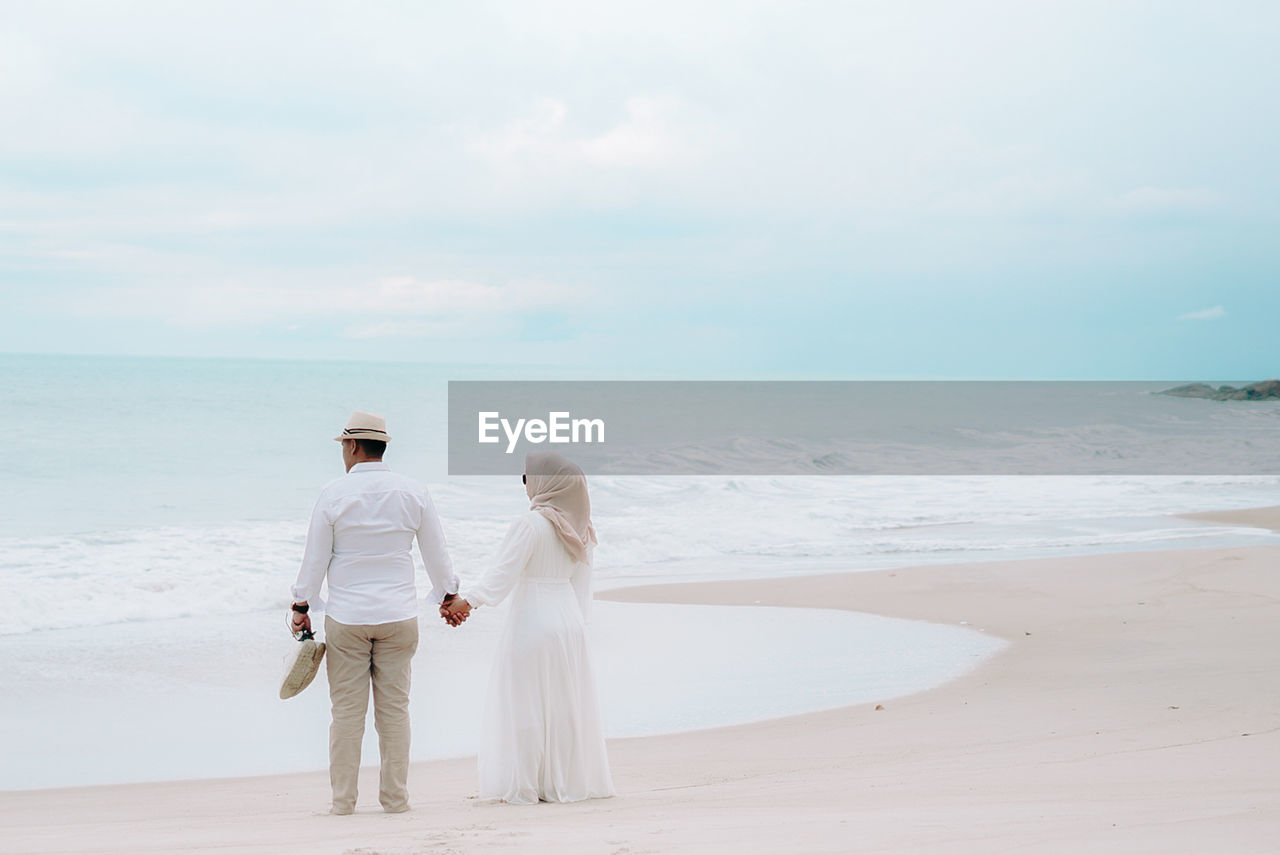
[
  {"xmin": 2, "ymin": 508, "xmax": 1279, "ymax": 852},
  {"xmin": 1176, "ymin": 503, "xmax": 1280, "ymax": 531}
]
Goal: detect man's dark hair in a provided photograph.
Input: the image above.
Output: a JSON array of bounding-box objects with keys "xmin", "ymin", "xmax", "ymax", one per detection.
[{"xmin": 356, "ymin": 439, "xmax": 386, "ymax": 458}]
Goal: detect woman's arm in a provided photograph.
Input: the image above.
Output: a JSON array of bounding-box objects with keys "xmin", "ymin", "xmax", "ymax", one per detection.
[{"xmin": 460, "ymin": 515, "xmax": 536, "ymax": 608}]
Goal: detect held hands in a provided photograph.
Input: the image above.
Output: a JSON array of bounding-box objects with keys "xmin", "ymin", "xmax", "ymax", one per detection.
[{"xmin": 439, "ymin": 593, "xmax": 473, "ymax": 627}]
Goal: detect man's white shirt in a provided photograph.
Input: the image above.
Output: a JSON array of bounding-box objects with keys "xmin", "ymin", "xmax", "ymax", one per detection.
[{"xmin": 291, "ymin": 461, "xmax": 458, "ymax": 625}]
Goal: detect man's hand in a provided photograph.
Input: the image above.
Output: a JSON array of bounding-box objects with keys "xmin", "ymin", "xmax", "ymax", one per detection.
[
  {"xmin": 440, "ymin": 597, "xmax": 472, "ymax": 627},
  {"xmin": 289, "ymin": 603, "xmax": 312, "ymax": 636},
  {"xmin": 439, "ymin": 593, "xmax": 461, "ymax": 626}
]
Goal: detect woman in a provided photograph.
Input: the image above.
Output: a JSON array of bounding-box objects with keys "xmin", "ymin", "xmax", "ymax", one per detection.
[{"xmin": 443, "ymin": 451, "xmax": 615, "ymax": 804}]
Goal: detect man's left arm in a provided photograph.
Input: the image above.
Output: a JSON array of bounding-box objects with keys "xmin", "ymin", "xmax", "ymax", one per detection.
[{"xmin": 417, "ymin": 487, "xmax": 460, "ymax": 606}]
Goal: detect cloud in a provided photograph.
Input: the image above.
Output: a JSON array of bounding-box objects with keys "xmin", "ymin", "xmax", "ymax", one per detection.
[
  {"xmin": 63, "ymin": 275, "xmax": 585, "ymax": 332},
  {"xmin": 468, "ymin": 95, "xmax": 708, "ymax": 178},
  {"xmin": 339, "ymin": 319, "xmax": 458, "ymax": 340},
  {"xmin": 359, "ymin": 276, "xmax": 574, "ymax": 314},
  {"xmin": 579, "ymin": 96, "xmax": 687, "ymax": 167},
  {"xmin": 926, "ymin": 166, "xmax": 1097, "ymax": 218},
  {"xmin": 1109, "ymin": 187, "xmax": 1222, "ymax": 217},
  {"xmin": 1178, "ymin": 305, "xmax": 1227, "ymax": 321},
  {"xmin": 3, "ymin": 1, "xmax": 1278, "ymax": 369}
]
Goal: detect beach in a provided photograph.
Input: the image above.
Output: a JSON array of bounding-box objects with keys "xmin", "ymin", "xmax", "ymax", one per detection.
[
  {"xmin": 3, "ymin": 505, "xmax": 1276, "ymax": 854},
  {"xmin": 7, "ymin": 2, "xmax": 1278, "ymax": 849}
]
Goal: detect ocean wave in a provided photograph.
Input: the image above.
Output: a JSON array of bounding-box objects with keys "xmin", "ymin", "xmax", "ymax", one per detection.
[{"xmin": 5, "ymin": 474, "xmax": 1280, "ymax": 635}]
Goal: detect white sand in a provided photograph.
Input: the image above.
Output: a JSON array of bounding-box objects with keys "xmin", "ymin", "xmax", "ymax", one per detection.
[{"xmin": 3, "ymin": 506, "xmax": 1278, "ymax": 854}]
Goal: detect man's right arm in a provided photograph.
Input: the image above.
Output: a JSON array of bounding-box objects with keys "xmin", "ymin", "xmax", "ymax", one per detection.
[{"xmin": 291, "ymin": 495, "xmax": 333, "ymax": 609}]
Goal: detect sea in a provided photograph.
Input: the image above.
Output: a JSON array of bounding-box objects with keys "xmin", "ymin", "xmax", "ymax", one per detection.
[{"xmin": 3, "ymin": 353, "xmax": 1279, "ymax": 790}]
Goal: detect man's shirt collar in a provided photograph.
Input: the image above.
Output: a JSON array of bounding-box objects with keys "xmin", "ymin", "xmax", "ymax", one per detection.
[{"xmin": 350, "ymin": 461, "xmax": 390, "ymax": 473}]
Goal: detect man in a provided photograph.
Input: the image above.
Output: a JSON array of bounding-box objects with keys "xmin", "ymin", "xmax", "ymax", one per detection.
[{"xmin": 289, "ymin": 410, "xmax": 459, "ymax": 815}]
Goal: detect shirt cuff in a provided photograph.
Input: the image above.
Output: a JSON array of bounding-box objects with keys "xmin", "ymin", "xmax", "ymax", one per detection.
[
  {"xmin": 427, "ymin": 577, "xmax": 461, "ymax": 606},
  {"xmin": 290, "ymin": 587, "xmax": 326, "ymax": 614}
]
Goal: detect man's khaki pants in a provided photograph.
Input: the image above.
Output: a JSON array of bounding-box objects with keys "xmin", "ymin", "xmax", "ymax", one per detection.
[{"xmin": 324, "ymin": 615, "xmax": 419, "ymax": 813}]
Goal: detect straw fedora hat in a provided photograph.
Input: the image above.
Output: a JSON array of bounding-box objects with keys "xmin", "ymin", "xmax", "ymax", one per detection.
[
  {"xmin": 333, "ymin": 410, "xmax": 392, "ymax": 442},
  {"xmin": 280, "ymin": 630, "xmax": 326, "ymax": 700}
]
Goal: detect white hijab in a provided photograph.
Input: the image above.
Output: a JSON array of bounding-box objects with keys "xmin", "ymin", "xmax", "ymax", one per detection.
[{"xmin": 525, "ymin": 451, "xmax": 597, "ymax": 565}]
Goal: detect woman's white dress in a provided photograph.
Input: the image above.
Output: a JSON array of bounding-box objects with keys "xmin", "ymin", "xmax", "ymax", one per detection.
[{"xmin": 463, "ymin": 510, "xmax": 615, "ymax": 804}]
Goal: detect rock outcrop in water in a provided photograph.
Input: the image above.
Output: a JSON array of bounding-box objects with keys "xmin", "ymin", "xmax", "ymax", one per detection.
[{"xmin": 1157, "ymin": 379, "xmax": 1280, "ymax": 400}]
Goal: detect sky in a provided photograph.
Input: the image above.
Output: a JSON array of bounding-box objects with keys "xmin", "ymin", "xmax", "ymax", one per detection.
[{"xmin": 1, "ymin": 0, "xmax": 1277, "ymax": 378}]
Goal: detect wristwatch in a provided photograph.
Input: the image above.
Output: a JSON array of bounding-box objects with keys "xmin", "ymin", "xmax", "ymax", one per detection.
[{"xmin": 291, "ymin": 602, "xmax": 310, "ymax": 614}]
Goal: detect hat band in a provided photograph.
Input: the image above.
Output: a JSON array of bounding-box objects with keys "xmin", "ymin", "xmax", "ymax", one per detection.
[{"xmin": 342, "ymin": 428, "xmax": 387, "ymax": 436}]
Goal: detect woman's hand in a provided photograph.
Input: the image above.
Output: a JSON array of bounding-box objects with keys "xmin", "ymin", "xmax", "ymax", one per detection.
[{"xmin": 440, "ymin": 597, "xmax": 473, "ymax": 627}]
